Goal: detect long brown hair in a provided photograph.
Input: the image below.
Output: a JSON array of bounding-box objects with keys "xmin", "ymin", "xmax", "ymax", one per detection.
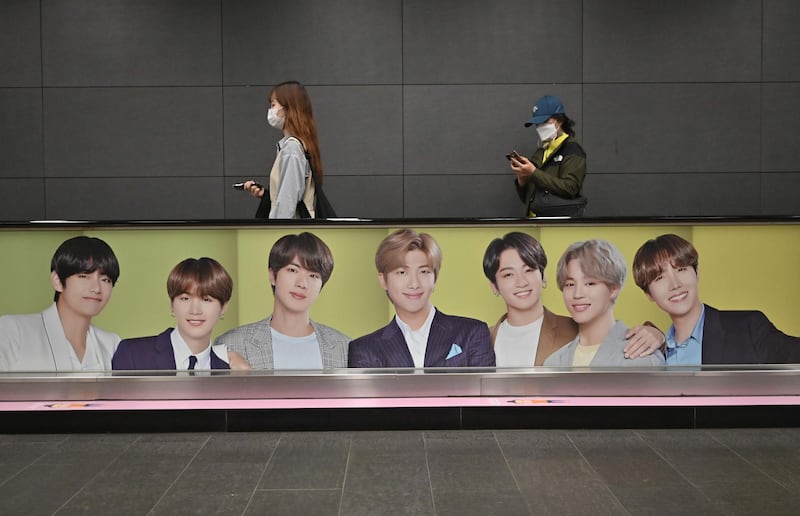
[{"xmin": 270, "ymin": 81, "xmax": 324, "ymax": 184}]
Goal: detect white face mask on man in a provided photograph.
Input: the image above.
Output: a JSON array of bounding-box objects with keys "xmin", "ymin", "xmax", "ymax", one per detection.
[
  {"xmin": 267, "ymin": 107, "xmax": 285, "ymax": 130},
  {"xmin": 536, "ymin": 122, "xmax": 558, "ymax": 145}
]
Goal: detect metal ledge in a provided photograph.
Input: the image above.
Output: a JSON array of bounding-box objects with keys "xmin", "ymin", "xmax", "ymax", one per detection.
[
  {"xmin": 2, "ymin": 367, "xmax": 799, "ymax": 402},
  {"xmin": 3, "ymin": 215, "xmax": 799, "ymax": 230}
]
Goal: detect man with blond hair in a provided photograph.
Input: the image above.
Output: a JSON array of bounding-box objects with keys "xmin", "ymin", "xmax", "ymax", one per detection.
[{"xmin": 348, "ymin": 229, "xmax": 495, "ymax": 368}]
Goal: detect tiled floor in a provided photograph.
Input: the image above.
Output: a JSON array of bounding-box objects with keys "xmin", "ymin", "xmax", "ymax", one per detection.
[{"xmin": 1, "ymin": 428, "xmax": 799, "ymax": 515}]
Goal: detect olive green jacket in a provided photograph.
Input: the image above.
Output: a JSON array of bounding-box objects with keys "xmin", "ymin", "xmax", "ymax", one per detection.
[{"xmin": 515, "ymin": 136, "xmax": 586, "ymax": 215}]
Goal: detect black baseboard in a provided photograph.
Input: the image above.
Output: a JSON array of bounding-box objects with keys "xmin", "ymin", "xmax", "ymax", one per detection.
[{"xmin": 3, "ymin": 405, "xmax": 800, "ymax": 433}]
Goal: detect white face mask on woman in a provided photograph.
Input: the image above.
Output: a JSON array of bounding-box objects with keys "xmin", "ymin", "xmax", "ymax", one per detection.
[
  {"xmin": 536, "ymin": 123, "xmax": 558, "ymax": 145},
  {"xmin": 267, "ymin": 107, "xmax": 285, "ymax": 130}
]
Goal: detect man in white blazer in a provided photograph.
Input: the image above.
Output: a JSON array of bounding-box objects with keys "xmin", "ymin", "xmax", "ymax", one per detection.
[{"xmin": 0, "ymin": 236, "xmax": 121, "ymax": 371}]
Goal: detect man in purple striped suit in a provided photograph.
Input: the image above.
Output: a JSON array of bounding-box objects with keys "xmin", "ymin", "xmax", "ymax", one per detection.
[{"xmin": 348, "ymin": 229, "xmax": 495, "ymax": 368}]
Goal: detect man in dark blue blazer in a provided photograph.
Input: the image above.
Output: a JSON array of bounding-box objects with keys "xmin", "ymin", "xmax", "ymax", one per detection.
[
  {"xmin": 348, "ymin": 229, "xmax": 494, "ymax": 368},
  {"xmin": 113, "ymin": 328, "xmax": 230, "ymax": 370},
  {"xmin": 633, "ymin": 234, "xmax": 799, "ymax": 365},
  {"xmin": 113, "ymin": 258, "xmax": 233, "ymax": 371},
  {"xmin": 700, "ymin": 305, "xmax": 800, "ymax": 364}
]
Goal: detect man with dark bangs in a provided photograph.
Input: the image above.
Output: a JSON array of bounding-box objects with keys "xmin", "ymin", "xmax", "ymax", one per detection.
[
  {"xmin": 0, "ymin": 236, "xmax": 121, "ymax": 371},
  {"xmin": 633, "ymin": 234, "xmax": 800, "ymax": 365},
  {"xmin": 214, "ymin": 232, "xmax": 349, "ymax": 369}
]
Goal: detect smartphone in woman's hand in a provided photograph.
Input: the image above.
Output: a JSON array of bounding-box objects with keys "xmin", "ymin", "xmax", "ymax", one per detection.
[{"xmin": 232, "ymin": 181, "xmax": 264, "ymax": 190}]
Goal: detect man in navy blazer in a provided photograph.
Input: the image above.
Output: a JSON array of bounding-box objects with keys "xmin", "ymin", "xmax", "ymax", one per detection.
[
  {"xmin": 700, "ymin": 305, "xmax": 800, "ymax": 364},
  {"xmin": 113, "ymin": 257, "xmax": 234, "ymax": 371},
  {"xmin": 349, "ymin": 229, "xmax": 494, "ymax": 368},
  {"xmin": 113, "ymin": 328, "xmax": 230, "ymax": 370},
  {"xmin": 633, "ymin": 234, "xmax": 799, "ymax": 365}
]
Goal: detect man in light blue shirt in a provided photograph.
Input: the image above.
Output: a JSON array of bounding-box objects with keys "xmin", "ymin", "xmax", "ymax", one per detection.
[
  {"xmin": 633, "ymin": 234, "xmax": 800, "ymax": 365},
  {"xmin": 663, "ymin": 305, "xmax": 704, "ymax": 366}
]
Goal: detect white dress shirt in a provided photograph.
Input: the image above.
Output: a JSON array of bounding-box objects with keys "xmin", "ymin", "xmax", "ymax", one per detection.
[{"xmin": 394, "ymin": 305, "xmax": 436, "ymax": 368}]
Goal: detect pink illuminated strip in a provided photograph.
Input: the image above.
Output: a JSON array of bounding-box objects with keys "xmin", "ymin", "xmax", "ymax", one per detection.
[{"xmin": 1, "ymin": 395, "xmax": 800, "ymax": 411}]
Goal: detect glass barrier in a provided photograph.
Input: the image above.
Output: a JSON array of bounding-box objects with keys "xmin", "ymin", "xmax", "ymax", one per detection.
[{"xmin": 2, "ymin": 366, "xmax": 800, "ymax": 404}]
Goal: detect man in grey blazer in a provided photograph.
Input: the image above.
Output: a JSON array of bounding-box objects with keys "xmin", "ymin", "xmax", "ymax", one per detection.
[
  {"xmin": 348, "ymin": 229, "xmax": 494, "ymax": 368},
  {"xmin": 543, "ymin": 239, "xmax": 664, "ymax": 368},
  {"xmin": 214, "ymin": 233, "xmax": 348, "ymax": 369}
]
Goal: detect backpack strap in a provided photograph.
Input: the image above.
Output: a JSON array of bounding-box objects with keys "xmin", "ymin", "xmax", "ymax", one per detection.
[{"xmin": 284, "ymin": 136, "xmax": 316, "ymax": 218}]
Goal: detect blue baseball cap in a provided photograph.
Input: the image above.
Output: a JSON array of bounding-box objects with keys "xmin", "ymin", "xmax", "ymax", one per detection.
[{"xmin": 524, "ymin": 95, "xmax": 565, "ymax": 127}]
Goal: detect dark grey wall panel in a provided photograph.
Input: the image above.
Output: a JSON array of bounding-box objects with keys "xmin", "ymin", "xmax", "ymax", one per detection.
[
  {"xmin": 223, "ymin": 86, "xmax": 273, "ymax": 181},
  {"xmin": 42, "ymin": 0, "xmax": 221, "ymax": 86},
  {"xmin": 222, "ymin": 174, "xmax": 406, "ymax": 219},
  {"xmin": 404, "ymin": 175, "xmax": 520, "ymax": 218},
  {"xmin": 0, "ymin": 0, "xmax": 41, "ymax": 87},
  {"xmin": 403, "ymin": 0, "xmax": 582, "ymax": 84},
  {"xmin": 0, "ymin": 0, "xmax": 796, "ymax": 221},
  {"xmin": 222, "ymin": 180, "xmax": 262, "ymax": 219},
  {"xmin": 322, "ymin": 175, "xmax": 404, "ymax": 219},
  {"xmin": 0, "ymin": 89, "xmax": 42, "ymax": 178},
  {"xmin": 583, "ymin": 84, "xmax": 759, "ymax": 174},
  {"xmin": 404, "ymin": 85, "xmax": 582, "ymax": 175},
  {"xmin": 0, "ymin": 179, "xmax": 45, "ymax": 222},
  {"xmin": 761, "ymin": 173, "xmax": 800, "ymax": 215},
  {"xmin": 46, "ymin": 178, "xmax": 225, "ymax": 220},
  {"xmin": 224, "ymin": 85, "xmax": 403, "ymax": 182},
  {"xmin": 44, "ymin": 87, "xmax": 222, "ymax": 178},
  {"xmin": 222, "ymin": 0, "xmax": 402, "ymax": 85},
  {"xmin": 311, "ymin": 86, "xmax": 403, "ymax": 177},
  {"xmin": 764, "ymin": 0, "xmax": 800, "ymax": 81},
  {"xmin": 583, "ymin": 173, "xmax": 761, "ymax": 217},
  {"xmin": 762, "ymin": 84, "xmax": 800, "ymax": 172},
  {"xmin": 584, "ymin": 0, "xmax": 761, "ymax": 83}
]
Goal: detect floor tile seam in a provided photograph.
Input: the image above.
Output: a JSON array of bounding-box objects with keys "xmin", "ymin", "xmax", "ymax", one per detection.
[
  {"xmin": 690, "ymin": 478, "xmax": 798, "ymax": 493},
  {"xmin": 644, "ymin": 429, "xmax": 796, "ymax": 489},
  {"xmin": 145, "ymin": 433, "xmax": 213, "ymax": 516},
  {"xmin": 630, "ymin": 430, "xmax": 722, "ymax": 507},
  {"xmin": 240, "ymin": 432, "xmax": 284, "ymax": 515},
  {"xmin": 564, "ymin": 431, "xmax": 631, "ymax": 514},
  {"xmin": 347, "ymin": 450, "xmax": 428, "ymax": 461},
  {"xmin": 47, "ymin": 434, "xmax": 145, "ymax": 514},
  {"xmin": 491, "ymin": 430, "xmax": 534, "ymax": 515},
  {"xmin": 43, "ymin": 435, "xmax": 143, "ymax": 466},
  {"xmin": 254, "ymin": 487, "xmax": 344, "ymax": 492},
  {"xmin": 777, "ymin": 427, "xmax": 800, "ymax": 439},
  {"xmin": 0, "ymin": 434, "xmax": 71, "ymax": 443},
  {"xmin": 707, "ymin": 431, "xmax": 797, "ymax": 493},
  {"xmin": 429, "ymin": 486, "xmax": 533, "ymax": 495},
  {"xmin": 422, "ymin": 431, "xmax": 438, "ymax": 516},
  {"xmin": 631, "ymin": 430, "xmax": 702, "ymax": 481},
  {"xmin": 688, "ymin": 493, "xmax": 794, "ymax": 515},
  {"xmin": 337, "ymin": 436, "xmax": 353, "ymax": 516},
  {"xmin": 0, "ymin": 448, "xmax": 50, "ymax": 490}
]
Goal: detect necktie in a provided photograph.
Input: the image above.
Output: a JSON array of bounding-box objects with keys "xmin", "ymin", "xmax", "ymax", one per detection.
[{"xmin": 188, "ymin": 355, "xmax": 197, "ymax": 370}]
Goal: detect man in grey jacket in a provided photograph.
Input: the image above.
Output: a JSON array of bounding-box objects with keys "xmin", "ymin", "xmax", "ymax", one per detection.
[
  {"xmin": 214, "ymin": 232, "xmax": 349, "ymax": 370},
  {"xmin": 544, "ymin": 239, "xmax": 664, "ymax": 367}
]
